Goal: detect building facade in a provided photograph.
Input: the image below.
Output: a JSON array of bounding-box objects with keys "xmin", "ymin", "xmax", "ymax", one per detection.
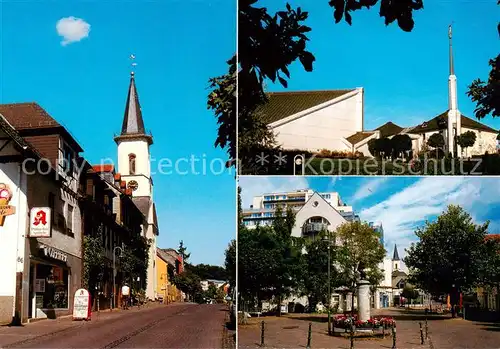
[
  {"xmin": 0, "ymin": 106, "xmax": 84, "ymax": 323},
  {"xmin": 259, "ymin": 27, "xmax": 498, "ymax": 158}
]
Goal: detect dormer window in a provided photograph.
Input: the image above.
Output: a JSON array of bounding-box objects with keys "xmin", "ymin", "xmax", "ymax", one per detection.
[{"xmin": 129, "ymin": 154, "xmax": 136, "ymax": 175}]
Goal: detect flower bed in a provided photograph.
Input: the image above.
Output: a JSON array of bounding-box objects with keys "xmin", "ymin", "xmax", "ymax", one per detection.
[{"xmin": 333, "ymin": 314, "xmax": 395, "ymax": 329}]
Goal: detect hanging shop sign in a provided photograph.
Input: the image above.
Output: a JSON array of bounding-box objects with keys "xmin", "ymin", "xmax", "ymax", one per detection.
[
  {"xmin": 0, "ymin": 184, "xmax": 15, "ymax": 227},
  {"xmin": 72, "ymin": 288, "xmax": 91, "ymax": 321},
  {"xmin": 29, "ymin": 207, "xmax": 52, "ymax": 237},
  {"xmin": 39, "ymin": 244, "xmax": 68, "ymax": 263}
]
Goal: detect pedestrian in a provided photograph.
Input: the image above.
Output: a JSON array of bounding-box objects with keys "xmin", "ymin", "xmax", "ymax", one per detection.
[{"xmin": 121, "ymin": 284, "xmax": 130, "ymax": 310}]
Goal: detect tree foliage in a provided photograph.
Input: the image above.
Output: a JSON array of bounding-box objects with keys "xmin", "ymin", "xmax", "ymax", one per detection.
[
  {"xmin": 336, "ymin": 221, "xmax": 386, "ymax": 294},
  {"xmin": 404, "ymin": 205, "xmax": 489, "ymax": 316},
  {"xmin": 82, "ymin": 230, "xmax": 106, "ymax": 291},
  {"xmin": 225, "ymin": 239, "xmax": 236, "ymax": 289},
  {"xmin": 298, "ymin": 232, "xmax": 339, "ymax": 312},
  {"xmin": 456, "ymin": 130, "xmax": 476, "ymax": 158},
  {"xmin": 391, "ymin": 134, "xmax": 413, "ymax": 159},
  {"xmin": 172, "ymin": 270, "xmax": 203, "ymax": 302},
  {"xmin": 427, "ymin": 133, "xmax": 445, "ymax": 158},
  {"xmin": 121, "ymin": 235, "xmax": 151, "ymax": 289},
  {"xmin": 401, "ymin": 285, "xmax": 419, "ymax": 300},
  {"xmin": 185, "ymin": 263, "xmax": 228, "ymax": 281},
  {"xmin": 237, "ymin": 205, "xmax": 302, "ymax": 315},
  {"xmin": 178, "ymin": 240, "xmax": 191, "ymax": 264},
  {"xmin": 468, "ymin": 5, "xmax": 500, "ymax": 121},
  {"xmin": 368, "ymin": 137, "xmax": 393, "ymax": 159}
]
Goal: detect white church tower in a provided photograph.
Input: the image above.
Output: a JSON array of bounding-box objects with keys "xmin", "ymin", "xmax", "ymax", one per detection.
[
  {"xmin": 447, "ymin": 24, "xmax": 462, "ymax": 157},
  {"xmin": 115, "ymin": 70, "xmax": 159, "ymax": 301}
]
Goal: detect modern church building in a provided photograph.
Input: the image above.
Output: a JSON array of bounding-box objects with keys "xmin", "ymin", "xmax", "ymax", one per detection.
[{"xmin": 257, "ymin": 26, "xmax": 498, "ymax": 158}]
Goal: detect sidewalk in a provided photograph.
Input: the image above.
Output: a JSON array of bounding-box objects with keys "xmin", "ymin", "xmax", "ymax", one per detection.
[{"xmin": 0, "ymin": 301, "xmax": 176, "ymax": 348}]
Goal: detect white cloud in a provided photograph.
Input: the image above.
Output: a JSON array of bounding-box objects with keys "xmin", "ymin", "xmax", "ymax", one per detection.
[
  {"xmin": 350, "ymin": 177, "xmax": 389, "ymax": 203},
  {"xmin": 56, "ymin": 16, "xmax": 90, "ymax": 46},
  {"xmin": 359, "ymin": 177, "xmax": 500, "ymax": 256},
  {"xmin": 238, "ymin": 177, "xmax": 309, "ymax": 209}
]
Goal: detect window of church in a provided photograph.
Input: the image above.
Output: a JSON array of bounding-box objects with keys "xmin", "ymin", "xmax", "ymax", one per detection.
[{"xmin": 129, "ymin": 154, "xmax": 136, "ymax": 175}]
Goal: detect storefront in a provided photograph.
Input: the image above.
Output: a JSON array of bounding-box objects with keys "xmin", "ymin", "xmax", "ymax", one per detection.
[{"xmin": 28, "ymin": 243, "xmax": 80, "ymax": 319}]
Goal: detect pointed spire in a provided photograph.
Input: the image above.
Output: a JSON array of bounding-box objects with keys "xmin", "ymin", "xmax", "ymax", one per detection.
[
  {"xmin": 121, "ymin": 72, "xmax": 146, "ymax": 135},
  {"xmin": 392, "ymin": 244, "xmax": 400, "ymax": 261},
  {"xmin": 448, "ymin": 24, "xmax": 454, "ymax": 76}
]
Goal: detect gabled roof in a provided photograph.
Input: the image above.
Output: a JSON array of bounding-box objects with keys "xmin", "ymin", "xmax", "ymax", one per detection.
[
  {"xmin": 408, "ymin": 111, "xmax": 498, "ymax": 134},
  {"xmin": 0, "ymin": 102, "xmax": 83, "ymax": 152},
  {"xmin": 346, "ymin": 132, "xmax": 375, "ymax": 145},
  {"xmin": 256, "ymin": 89, "xmax": 356, "ymax": 124},
  {"xmin": 0, "ymin": 102, "xmax": 60, "ymax": 130},
  {"xmin": 132, "ymin": 196, "xmax": 151, "ymax": 217},
  {"xmin": 393, "ymin": 244, "xmax": 400, "ymax": 261},
  {"xmin": 121, "ymin": 73, "xmax": 146, "ymax": 135},
  {"xmin": 375, "ymin": 122, "xmax": 404, "ymax": 137}
]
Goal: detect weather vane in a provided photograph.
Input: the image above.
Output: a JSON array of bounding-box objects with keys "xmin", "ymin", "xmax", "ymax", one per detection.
[{"xmin": 130, "ymin": 54, "xmax": 137, "ymax": 75}]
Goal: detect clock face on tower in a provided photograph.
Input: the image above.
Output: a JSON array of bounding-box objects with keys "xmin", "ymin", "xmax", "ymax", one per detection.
[{"xmin": 128, "ymin": 180, "xmax": 139, "ymax": 191}]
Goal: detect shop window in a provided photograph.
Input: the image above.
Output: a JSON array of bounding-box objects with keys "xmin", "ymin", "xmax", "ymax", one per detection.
[{"xmin": 34, "ymin": 264, "xmax": 69, "ymax": 309}]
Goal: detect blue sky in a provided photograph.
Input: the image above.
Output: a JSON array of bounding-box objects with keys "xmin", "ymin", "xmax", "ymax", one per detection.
[
  {"xmin": 0, "ymin": 0, "xmax": 236, "ymax": 266},
  {"xmin": 239, "ymin": 176, "xmax": 500, "ymax": 258},
  {"xmin": 257, "ymin": 0, "xmax": 500, "ymax": 131}
]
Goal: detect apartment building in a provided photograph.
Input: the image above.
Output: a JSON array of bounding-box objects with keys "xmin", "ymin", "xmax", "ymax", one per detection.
[{"xmin": 242, "ymin": 190, "xmax": 358, "ymax": 228}]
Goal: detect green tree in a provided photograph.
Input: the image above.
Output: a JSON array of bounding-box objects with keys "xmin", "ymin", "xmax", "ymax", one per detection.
[
  {"xmin": 391, "ymin": 134, "xmax": 413, "ymax": 159},
  {"xmin": 208, "ymin": 0, "xmax": 424, "ymax": 169},
  {"xmin": 172, "ymin": 270, "xmax": 203, "ymax": 302},
  {"xmin": 225, "ymin": 239, "xmax": 236, "ymax": 290},
  {"xmin": 336, "ymin": 221, "xmax": 386, "ymax": 314},
  {"xmin": 468, "ymin": 5, "xmax": 499, "ymax": 121},
  {"xmin": 477, "ymin": 237, "xmax": 500, "ymax": 294},
  {"xmin": 456, "ymin": 130, "xmax": 477, "ymax": 158},
  {"xmin": 178, "ymin": 240, "xmax": 191, "ymax": 264},
  {"xmin": 427, "ymin": 133, "xmax": 445, "ymax": 158},
  {"xmin": 120, "ymin": 235, "xmax": 151, "ymax": 291},
  {"xmin": 401, "ymin": 285, "xmax": 420, "ymax": 307},
  {"xmin": 299, "ymin": 232, "xmax": 339, "ymax": 312},
  {"xmin": 237, "ymin": 206, "xmax": 302, "ymax": 317},
  {"xmin": 368, "ymin": 138, "xmax": 380, "ymax": 158},
  {"xmin": 185, "ymin": 264, "xmax": 228, "ymax": 281},
  {"xmin": 82, "ymin": 229, "xmax": 105, "ymax": 293},
  {"xmin": 404, "ymin": 205, "xmax": 489, "ymax": 317}
]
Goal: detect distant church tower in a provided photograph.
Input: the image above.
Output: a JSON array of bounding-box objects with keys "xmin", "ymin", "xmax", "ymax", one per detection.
[
  {"xmin": 392, "ymin": 244, "xmax": 400, "ymax": 272},
  {"xmin": 447, "ymin": 24, "xmax": 462, "ymax": 157},
  {"xmin": 115, "ymin": 70, "xmax": 159, "ymax": 301}
]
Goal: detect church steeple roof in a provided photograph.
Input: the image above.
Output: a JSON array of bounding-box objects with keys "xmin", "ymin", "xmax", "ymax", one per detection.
[
  {"xmin": 121, "ymin": 72, "xmax": 145, "ymax": 135},
  {"xmin": 115, "ymin": 72, "xmax": 153, "ymax": 145},
  {"xmin": 392, "ymin": 244, "xmax": 400, "ymax": 261}
]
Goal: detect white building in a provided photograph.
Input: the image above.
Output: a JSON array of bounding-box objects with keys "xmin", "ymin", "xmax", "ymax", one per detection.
[
  {"xmin": 258, "ymin": 26, "xmax": 498, "ymax": 158},
  {"xmin": 114, "ymin": 71, "xmax": 159, "ymax": 301},
  {"xmin": 242, "ymin": 189, "xmax": 358, "ymax": 229}
]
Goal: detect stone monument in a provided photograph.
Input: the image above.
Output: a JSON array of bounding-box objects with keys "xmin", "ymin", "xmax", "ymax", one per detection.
[{"xmin": 357, "ymin": 265, "xmax": 371, "ymax": 322}]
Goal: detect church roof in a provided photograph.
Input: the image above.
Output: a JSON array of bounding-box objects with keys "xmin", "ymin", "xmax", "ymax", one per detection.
[
  {"xmin": 408, "ymin": 110, "xmax": 498, "ymax": 134},
  {"xmin": 375, "ymin": 122, "xmax": 404, "ymax": 137},
  {"xmin": 121, "ymin": 73, "xmax": 146, "ymax": 135},
  {"xmin": 345, "ymin": 131, "xmax": 375, "ymax": 145},
  {"xmin": 256, "ymin": 89, "xmax": 356, "ymax": 124},
  {"xmin": 393, "ymin": 244, "xmax": 400, "ymax": 261},
  {"xmin": 132, "ymin": 196, "xmax": 151, "ymax": 217}
]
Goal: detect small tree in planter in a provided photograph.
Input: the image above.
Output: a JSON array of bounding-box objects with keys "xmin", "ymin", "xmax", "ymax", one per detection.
[
  {"xmin": 401, "ymin": 285, "xmax": 420, "ymax": 308},
  {"xmin": 427, "ymin": 133, "xmax": 445, "ymax": 159},
  {"xmin": 456, "ymin": 131, "xmax": 477, "ymax": 158}
]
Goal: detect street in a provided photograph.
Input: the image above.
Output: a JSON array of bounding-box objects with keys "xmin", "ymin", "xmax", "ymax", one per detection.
[{"xmin": 0, "ymin": 303, "xmax": 232, "ymax": 349}]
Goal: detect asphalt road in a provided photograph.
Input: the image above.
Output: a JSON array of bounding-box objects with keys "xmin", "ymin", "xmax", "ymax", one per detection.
[{"xmin": 1, "ymin": 303, "xmax": 229, "ymax": 349}]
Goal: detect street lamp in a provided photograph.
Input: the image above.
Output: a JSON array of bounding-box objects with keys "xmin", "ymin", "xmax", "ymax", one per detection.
[
  {"xmin": 323, "ymin": 230, "xmax": 332, "ymax": 335},
  {"xmin": 112, "ymin": 246, "xmax": 123, "ymax": 310}
]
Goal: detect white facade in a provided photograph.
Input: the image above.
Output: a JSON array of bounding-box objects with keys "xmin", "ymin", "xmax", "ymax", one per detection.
[
  {"xmin": 0, "ymin": 162, "xmax": 28, "ymax": 324},
  {"xmin": 271, "ymin": 89, "xmax": 363, "ymax": 153}
]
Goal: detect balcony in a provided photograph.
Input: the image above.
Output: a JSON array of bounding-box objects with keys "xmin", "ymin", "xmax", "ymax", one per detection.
[{"xmin": 302, "ymin": 222, "xmax": 329, "ymax": 234}]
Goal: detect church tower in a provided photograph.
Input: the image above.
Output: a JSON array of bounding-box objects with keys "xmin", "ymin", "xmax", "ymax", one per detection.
[
  {"xmin": 115, "ymin": 70, "xmax": 158, "ymax": 301},
  {"xmin": 447, "ymin": 24, "xmax": 462, "ymax": 157},
  {"xmin": 392, "ymin": 244, "xmax": 400, "ymax": 272}
]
